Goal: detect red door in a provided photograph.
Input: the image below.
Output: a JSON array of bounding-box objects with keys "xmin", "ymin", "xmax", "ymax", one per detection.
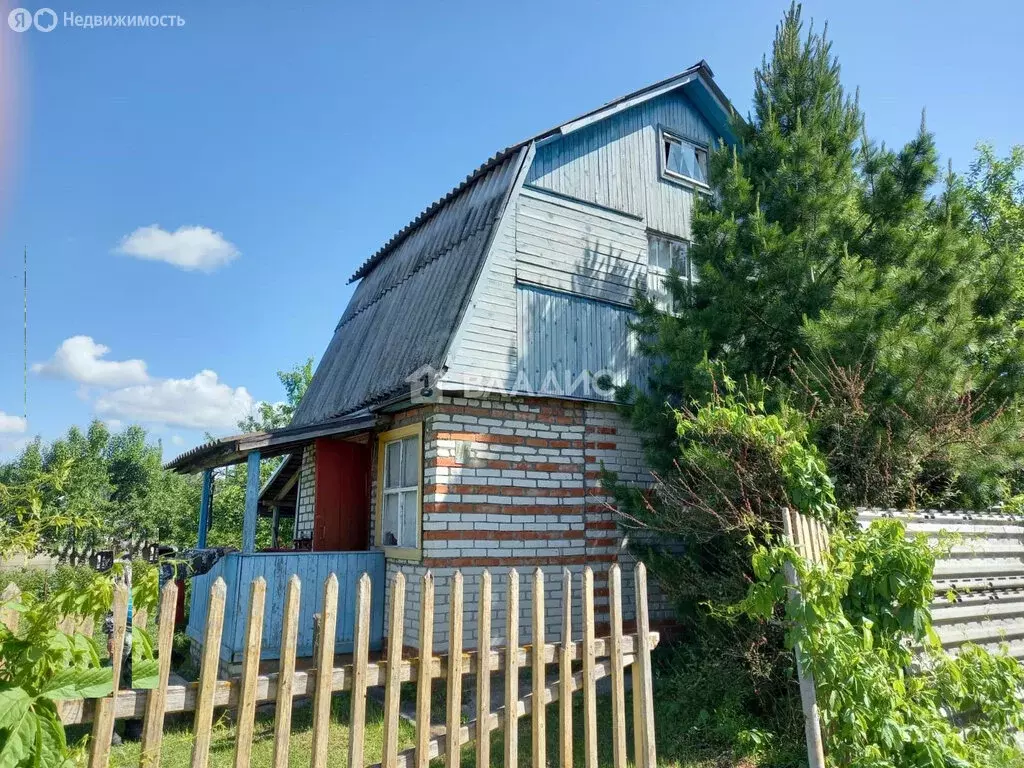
[{"xmin": 312, "ymin": 438, "xmax": 370, "ymax": 551}]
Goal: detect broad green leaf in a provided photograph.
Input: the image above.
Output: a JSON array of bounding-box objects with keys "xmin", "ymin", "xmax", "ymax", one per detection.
[
  {"xmin": 131, "ymin": 659, "xmax": 159, "ymax": 691},
  {"xmin": 0, "ymin": 687, "xmax": 32, "ymax": 732},
  {"xmin": 40, "ymin": 667, "xmax": 113, "ymax": 701},
  {"xmin": 0, "ymin": 699, "xmax": 38, "ymax": 768}
]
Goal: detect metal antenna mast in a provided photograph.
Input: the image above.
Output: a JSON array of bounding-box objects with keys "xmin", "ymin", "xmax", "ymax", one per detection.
[{"xmin": 23, "ymin": 246, "xmax": 27, "ymax": 421}]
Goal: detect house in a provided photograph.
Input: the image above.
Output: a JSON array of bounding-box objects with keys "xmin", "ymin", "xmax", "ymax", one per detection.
[{"xmin": 168, "ymin": 61, "xmax": 737, "ymax": 666}]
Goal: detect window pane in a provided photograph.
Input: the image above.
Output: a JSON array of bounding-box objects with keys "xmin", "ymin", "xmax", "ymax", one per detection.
[
  {"xmin": 382, "ymin": 492, "xmax": 400, "ymax": 546},
  {"xmin": 647, "ymin": 238, "xmax": 659, "ymax": 268},
  {"xmin": 670, "ymin": 241, "xmax": 686, "ymax": 272},
  {"xmin": 401, "ymin": 436, "xmax": 419, "ymax": 487},
  {"xmin": 666, "ymin": 139, "xmax": 684, "ymax": 176},
  {"xmin": 385, "ymin": 441, "xmax": 402, "ymax": 489},
  {"xmin": 400, "ymin": 490, "xmax": 418, "ymax": 547},
  {"xmin": 694, "ymin": 148, "xmax": 708, "ymax": 183}
]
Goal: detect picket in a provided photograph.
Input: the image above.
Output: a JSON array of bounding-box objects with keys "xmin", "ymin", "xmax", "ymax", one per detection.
[
  {"xmin": 190, "ymin": 577, "xmax": 227, "ymax": 768},
  {"xmin": 233, "ymin": 577, "xmax": 266, "ymax": 768},
  {"xmin": 272, "ymin": 576, "xmax": 301, "ymax": 768},
  {"xmin": 89, "ymin": 582, "xmax": 128, "ymax": 768},
  {"xmin": 139, "ymin": 581, "xmax": 178, "ymax": 767},
  {"xmin": 52, "ymin": 562, "xmax": 663, "ymax": 768}
]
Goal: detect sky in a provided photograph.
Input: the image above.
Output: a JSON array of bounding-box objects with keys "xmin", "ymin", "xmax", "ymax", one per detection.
[{"xmin": 0, "ymin": 0, "xmax": 1021, "ymax": 461}]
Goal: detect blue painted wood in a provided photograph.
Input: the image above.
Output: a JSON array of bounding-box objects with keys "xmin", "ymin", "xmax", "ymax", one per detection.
[
  {"xmin": 187, "ymin": 551, "xmax": 386, "ymax": 663},
  {"xmin": 197, "ymin": 469, "xmax": 213, "ymax": 549},
  {"xmin": 242, "ymin": 451, "xmax": 261, "ymax": 554}
]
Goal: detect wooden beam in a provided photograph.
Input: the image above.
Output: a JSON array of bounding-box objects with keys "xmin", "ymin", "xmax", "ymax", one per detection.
[
  {"xmin": 198, "ymin": 469, "xmax": 213, "ymax": 549},
  {"xmin": 242, "ymin": 452, "xmax": 261, "ymax": 554}
]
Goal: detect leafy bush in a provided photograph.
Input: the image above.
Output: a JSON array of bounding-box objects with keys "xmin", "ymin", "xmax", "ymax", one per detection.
[
  {"xmin": 730, "ymin": 519, "xmax": 1024, "ymax": 767},
  {"xmin": 1, "ymin": 564, "xmax": 98, "ymax": 604}
]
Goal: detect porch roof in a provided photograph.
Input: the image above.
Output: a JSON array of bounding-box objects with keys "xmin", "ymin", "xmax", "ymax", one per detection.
[{"xmin": 165, "ymin": 410, "xmax": 380, "ymax": 474}]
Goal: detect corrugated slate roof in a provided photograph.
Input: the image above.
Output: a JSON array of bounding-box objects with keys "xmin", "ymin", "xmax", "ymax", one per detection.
[
  {"xmin": 292, "ymin": 61, "xmax": 735, "ymax": 430},
  {"xmin": 291, "ymin": 147, "xmax": 528, "ymax": 427}
]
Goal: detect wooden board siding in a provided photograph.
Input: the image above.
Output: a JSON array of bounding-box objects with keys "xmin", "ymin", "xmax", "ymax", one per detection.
[
  {"xmin": 516, "ymin": 285, "xmax": 647, "ymax": 396},
  {"xmin": 515, "ymin": 187, "xmax": 647, "ymax": 307},
  {"xmin": 526, "ymin": 90, "xmax": 714, "ymax": 240},
  {"xmin": 187, "ymin": 552, "xmax": 385, "ymax": 662}
]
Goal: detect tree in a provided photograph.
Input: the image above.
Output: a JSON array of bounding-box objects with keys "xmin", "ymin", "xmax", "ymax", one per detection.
[
  {"xmin": 237, "ymin": 358, "xmax": 314, "ymax": 432},
  {"xmin": 622, "ymin": 3, "xmax": 1024, "ymax": 509}
]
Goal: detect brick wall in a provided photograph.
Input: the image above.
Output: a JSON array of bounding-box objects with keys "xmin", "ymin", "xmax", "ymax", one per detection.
[
  {"xmin": 294, "ymin": 443, "xmax": 316, "ymax": 542},
  {"xmin": 378, "ymin": 393, "xmax": 672, "ymax": 650}
]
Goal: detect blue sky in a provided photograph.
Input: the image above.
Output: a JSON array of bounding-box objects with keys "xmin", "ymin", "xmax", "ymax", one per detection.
[{"xmin": 0, "ymin": 0, "xmax": 1020, "ymax": 460}]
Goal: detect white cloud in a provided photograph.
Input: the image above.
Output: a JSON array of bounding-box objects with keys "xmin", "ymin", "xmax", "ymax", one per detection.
[
  {"xmin": 170, "ymin": 435, "xmax": 185, "ymax": 446},
  {"xmin": 0, "ymin": 411, "xmax": 27, "ymax": 433},
  {"xmin": 33, "ymin": 336, "xmax": 149, "ymax": 388},
  {"xmin": 95, "ymin": 370, "xmax": 254, "ymax": 431},
  {"xmin": 104, "ymin": 419, "xmax": 123, "ymax": 431},
  {"xmin": 116, "ymin": 224, "xmax": 239, "ymax": 272}
]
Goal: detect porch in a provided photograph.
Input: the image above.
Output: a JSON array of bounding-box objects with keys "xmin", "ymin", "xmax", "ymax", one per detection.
[
  {"xmin": 167, "ymin": 411, "xmax": 386, "ymax": 667},
  {"xmin": 186, "ymin": 550, "xmax": 386, "ymax": 664}
]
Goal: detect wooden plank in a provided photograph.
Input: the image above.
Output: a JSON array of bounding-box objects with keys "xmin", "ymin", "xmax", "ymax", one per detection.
[
  {"xmin": 476, "ymin": 571, "xmax": 492, "ymax": 768},
  {"xmin": 633, "ymin": 564, "xmax": 656, "ymax": 768},
  {"xmin": 608, "ymin": 565, "xmax": 626, "ymax": 768},
  {"xmin": 272, "ymin": 575, "xmax": 301, "ymax": 768},
  {"xmin": 505, "ymin": 569, "xmax": 520, "ymax": 768},
  {"xmin": 445, "ymin": 571, "xmax": 464, "ymax": 768},
  {"xmin": 311, "ymin": 573, "xmax": 339, "ymax": 768},
  {"xmin": 366, "ymin": 652, "xmax": 639, "ymax": 768},
  {"xmin": 1, "ymin": 583, "xmax": 21, "ymax": 632},
  {"xmin": 382, "ymin": 572, "xmax": 407, "ymax": 768},
  {"xmin": 581, "ymin": 568, "xmax": 597, "ymax": 768},
  {"xmin": 349, "ymin": 573, "xmax": 373, "ymax": 768},
  {"xmin": 415, "ymin": 572, "xmax": 435, "ymax": 768},
  {"xmin": 89, "ymin": 583, "xmax": 128, "ymax": 768},
  {"xmin": 190, "ymin": 577, "xmax": 227, "ymax": 768},
  {"xmin": 241, "ymin": 451, "xmax": 261, "ymax": 554},
  {"xmin": 559, "ymin": 570, "xmax": 573, "ymax": 768},
  {"xmin": 233, "ymin": 577, "xmax": 267, "ymax": 768},
  {"xmin": 140, "ymin": 581, "xmax": 179, "ymax": 767},
  {"xmin": 58, "ymin": 631, "xmax": 662, "ymax": 725},
  {"xmin": 532, "ymin": 568, "xmax": 546, "ymax": 768}
]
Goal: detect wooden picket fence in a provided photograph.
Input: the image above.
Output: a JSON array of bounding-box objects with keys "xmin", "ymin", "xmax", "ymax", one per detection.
[
  {"xmin": 781, "ymin": 507, "xmax": 829, "ymax": 768},
  {"xmin": 4, "ymin": 562, "xmax": 660, "ymax": 768}
]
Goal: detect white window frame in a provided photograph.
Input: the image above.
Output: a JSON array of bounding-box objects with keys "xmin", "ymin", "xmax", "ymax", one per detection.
[
  {"xmin": 647, "ymin": 233, "xmax": 696, "ymax": 315},
  {"xmin": 375, "ymin": 422, "xmax": 423, "ymax": 559},
  {"xmin": 657, "ymin": 126, "xmax": 710, "ymax": 190}
]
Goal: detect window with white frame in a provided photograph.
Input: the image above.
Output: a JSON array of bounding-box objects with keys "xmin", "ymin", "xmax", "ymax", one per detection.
[
  {"xmin": 647, "ymin": 234, "xmax": 696, "ymax": 314},
  {"xmin": 659, "ymin": 129, "xmax": 709, "ymax": 187},
  {"xmin": 378, "ymin": 426, "xmax": 421, "ymax": 552}
]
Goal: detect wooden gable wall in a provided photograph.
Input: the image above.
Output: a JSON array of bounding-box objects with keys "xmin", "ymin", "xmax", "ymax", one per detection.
[{"xmin": 443, "ymin": 89, "xmax": 718, "ymax": 397}]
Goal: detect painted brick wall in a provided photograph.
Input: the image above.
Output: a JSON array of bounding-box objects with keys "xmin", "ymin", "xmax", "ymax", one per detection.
[
  {"xmin": 294, "ymin": 443, "xmax": 316, "ymax": 542},
  {"xmin": 377, "ymin": 393, "xmax": 671, "ymax": 650}
]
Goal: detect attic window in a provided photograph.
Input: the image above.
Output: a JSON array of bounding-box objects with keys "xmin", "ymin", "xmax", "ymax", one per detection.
[
  {"xmin": 647, "ymin": 234, "xmax": 696, "ymax": 314},
  {"xmin": 659, "ymin": 129, "xmax": 709, "ymax": 188}
]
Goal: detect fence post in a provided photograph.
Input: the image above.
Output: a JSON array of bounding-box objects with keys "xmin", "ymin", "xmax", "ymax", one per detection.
[
  {"xmin": 608, "ymin": 564, "xmax": 627, "ymax": 768},
  {"xmin": 559, "ymin": 569, "xmax": 573, "ymax": 768},
  {"xmin": 782, "ymin": 508, "xmax": 826, "ymax": 768},
  {"xmin": 140, "ymin": 580, "xmax": 179, "ymax": 767},
  {"xmin": 532, "ymin": 568, "xmax": 546, "ymax": 768},
  {"xmin": 89, "ymin": 581, "xmax": 128, "ymax": 768},
  {"xmin": 415, "ymin": 572, "xmax": 435, "ymax": 768},
  {"xmin": 445, "ymin": 571, "xmax": 465, "ymax": 768},
  {"xmin": 272, "ymin": 576, "xmax": 301, "ymax": 768},
  {"xmin": 311, "ymin": 575, "xmax": 339, "ymax": 768},
  {"xmin": 504, "ymin": 569, "xmax": 521, "ymax": 768},
  {"xmin": 382, "ymin": 572, "xmax": 406, "ymax": 768},
  {"xmin": 189, "ymin": 577, "xmax": 227, "ymax": 768},
  {"xmin": 477, "ymin": 570, "xmax": 493, "ymax": 768},
  {"xmin": 581, "ymin": 568, "xmax": 597, "ymax": 768},
  {"xmin": 349, "ymin": 574, "xmax": 372, "ymax": 768},
  {"xmin": 234, "ymin": 576, "xmax": 267, "ymax": 768},
  {"xmin": 633, "ymin": 564, "xmax": 656, "ymax": 768}
]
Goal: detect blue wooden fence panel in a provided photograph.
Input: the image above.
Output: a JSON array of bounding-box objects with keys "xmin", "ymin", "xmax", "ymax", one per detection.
[{"xmin": 187, "ymin": 551, "xmax": 386, "ymax": 663}]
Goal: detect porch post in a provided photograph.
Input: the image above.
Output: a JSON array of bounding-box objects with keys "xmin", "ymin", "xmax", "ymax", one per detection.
[
  {"xmin": 197, "ymin": 469, "xmax": 213, "ymax": 549},
  {"xmin": 242, "ymin": 451, "xmax": 261, "ymax": 554},
  {"xmin": 271, "ymin": 505, "xmax": 280, "ymax": 548}
]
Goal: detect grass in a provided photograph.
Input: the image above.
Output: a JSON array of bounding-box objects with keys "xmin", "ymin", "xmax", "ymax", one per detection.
[{"xmin": 94, "ymin": 682, "xmax": 665, "ymax": 768}]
